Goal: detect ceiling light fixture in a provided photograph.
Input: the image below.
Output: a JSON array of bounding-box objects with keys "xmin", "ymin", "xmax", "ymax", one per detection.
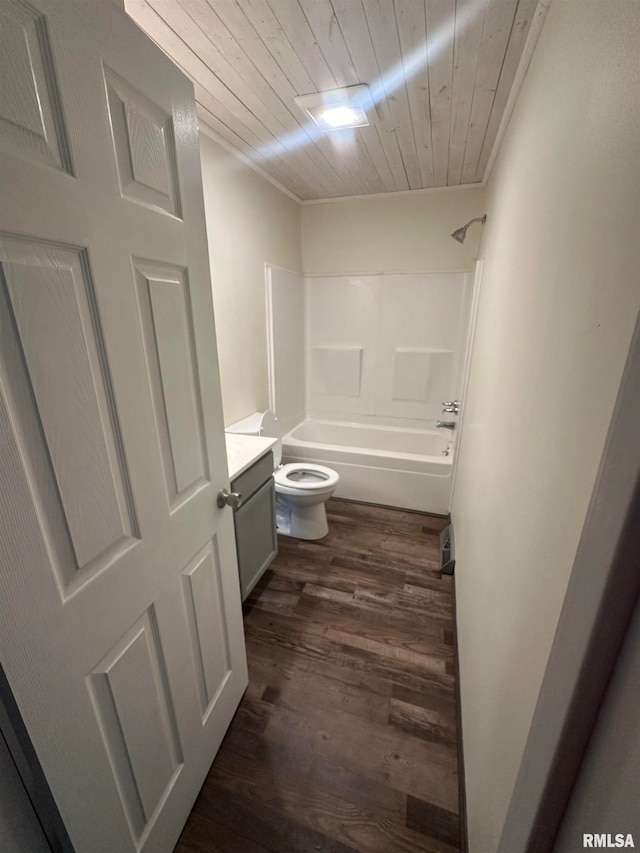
[{"xmin": 295, "ymin": 85, "xmax": 372, "ymax": 132}]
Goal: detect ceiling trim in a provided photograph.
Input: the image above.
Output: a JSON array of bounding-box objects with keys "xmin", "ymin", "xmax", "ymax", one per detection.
[
  {"xmin": 199, "ymin": 115, "xmax": 485, "ymax": 206},
  {"xmin": 481, "ymin": 0, "xmax": 551, "ymax": 185},
  {"xmin": 301, "ymin": 182, "xmax": 486, "ymax": 206},
  {"xmin": 198, "ymin": 120, "xmax": 303, "ymax": 205}
]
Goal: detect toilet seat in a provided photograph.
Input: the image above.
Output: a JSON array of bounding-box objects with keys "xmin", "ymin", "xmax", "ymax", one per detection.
[
  {"xmin": 227, "ymin": 412, "xmax": 340, "ymax": 538},
  {"xmin": 274, "ymin": 463, "xmax": 339, "ymax": 492}
]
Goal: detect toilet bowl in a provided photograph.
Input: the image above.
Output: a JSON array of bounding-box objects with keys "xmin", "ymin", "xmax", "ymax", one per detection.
[{"xmin": 226, "ymin": 412, "xmax": 339, "ymax": 540}]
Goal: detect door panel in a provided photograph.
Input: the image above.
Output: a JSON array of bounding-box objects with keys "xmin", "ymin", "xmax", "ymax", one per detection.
[
  {"xmin": 89, "ymin": 607, "xmax": 183, "ymax": 836},
  {"xmin": 0, "ymin": 2, "xmax": 247, "ymax": 851},
  {"xmin": 181, "ymin": 539, "xmax": 233, "ymax": 720},
  {"xmin": 104, "ymin": 68, "xmax": 182, "ymax": 218},
  {"xmin": 0, "ymin": 236, "xmax": 138, "ymax": 574},
  {"xmin": 134, "ymin": 259, "xmax": 210, "ymax": 506},
  {"xmin": 0, "ymin": 0, "xmax": 72, "ymax": 172}
]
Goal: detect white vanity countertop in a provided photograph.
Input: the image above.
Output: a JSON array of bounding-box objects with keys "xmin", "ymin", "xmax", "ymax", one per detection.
[{"xmin": 225, "ymin": 433, "xmax": 277, "ymax": 481}]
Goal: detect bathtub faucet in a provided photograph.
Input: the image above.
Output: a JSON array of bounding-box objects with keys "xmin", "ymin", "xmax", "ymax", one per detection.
[
  {"xmin": 436, "ymin": 421, "xmax": 456, "ymax": 430},
  {"xmin": 442, "ymin": 400, "xmax": 460, "ymax": 415}
]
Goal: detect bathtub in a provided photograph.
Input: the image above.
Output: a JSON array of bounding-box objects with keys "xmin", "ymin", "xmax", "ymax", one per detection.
[{"xmin": 281, "ymin": 420, "xmax": 453, "ymax": 514}]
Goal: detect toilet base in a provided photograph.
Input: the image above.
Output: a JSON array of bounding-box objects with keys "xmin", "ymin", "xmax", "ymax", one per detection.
[{"xmin": 276, "ymin": 495, "xmax": 329, "ymax": 540}]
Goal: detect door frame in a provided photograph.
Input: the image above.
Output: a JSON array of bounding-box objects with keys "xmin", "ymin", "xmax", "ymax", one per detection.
[
  {"xmin": 497, "ymin": 308, "xmax": 640, "ymax": 851},
  {"xmin": 0, "ymin": 668, "xmax": 73, "ymax": 852}
]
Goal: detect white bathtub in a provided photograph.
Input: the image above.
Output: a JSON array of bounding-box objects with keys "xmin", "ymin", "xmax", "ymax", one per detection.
[{"xmin": 281, "ymin": 420, "xmax": 453, "ymax": 514}]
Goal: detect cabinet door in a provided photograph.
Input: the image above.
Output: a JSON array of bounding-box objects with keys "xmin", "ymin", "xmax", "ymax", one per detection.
[{"xmin": 235, "ymin": 479, "xmax": 278, "ymax": 600}]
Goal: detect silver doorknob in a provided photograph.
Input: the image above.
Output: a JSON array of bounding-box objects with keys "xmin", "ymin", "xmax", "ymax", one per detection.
[{"xmin": 217, "ymin": 489, "xmax": 243, "ymax": 509}]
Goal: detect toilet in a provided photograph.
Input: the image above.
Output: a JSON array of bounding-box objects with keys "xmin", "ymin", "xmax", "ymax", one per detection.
[{"xmin": 226, "ymin": 411, "xmax": 339, "ymax": 540}]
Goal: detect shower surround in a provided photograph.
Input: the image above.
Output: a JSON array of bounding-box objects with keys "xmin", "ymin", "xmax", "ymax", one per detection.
[{"xmin": 267, "ymin": 267, "xmax": 474, "ymax": 513}]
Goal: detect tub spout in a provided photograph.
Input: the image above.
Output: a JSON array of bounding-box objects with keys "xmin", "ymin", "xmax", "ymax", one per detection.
[{"xmin": 436, "ymin": 421, "xmax": 456, "ymax": 430}]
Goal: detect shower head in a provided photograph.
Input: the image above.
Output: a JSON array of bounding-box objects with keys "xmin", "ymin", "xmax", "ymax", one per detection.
[{"xmin": 451, "ymin": 215, "xmax": 487, "ymax": 243}]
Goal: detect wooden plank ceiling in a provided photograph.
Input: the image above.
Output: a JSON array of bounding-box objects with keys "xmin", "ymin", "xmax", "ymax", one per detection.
[{"xmin": 125, "ymin": 0, "xmax": 538, "ymax": 200}]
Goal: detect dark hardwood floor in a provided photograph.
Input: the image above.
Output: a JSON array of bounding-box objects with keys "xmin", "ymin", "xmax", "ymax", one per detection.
[{"xmin": 175, "ymin": 499, "xmax": 460, "ymax": 853}]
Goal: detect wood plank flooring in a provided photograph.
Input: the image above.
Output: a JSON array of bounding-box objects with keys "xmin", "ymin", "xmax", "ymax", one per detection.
[{"xmin": 175, "ymin": 500, "xmax": 460, "ymax": 853}]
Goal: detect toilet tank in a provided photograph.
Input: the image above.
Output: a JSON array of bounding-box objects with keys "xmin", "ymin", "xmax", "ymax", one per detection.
[
  {"xmin": 226, "ymin": 411, "xmax": 282, "ymax": 466},
  {"xmin": 226, "ymin": 412, "xmax": 264, "ymax": 436}
]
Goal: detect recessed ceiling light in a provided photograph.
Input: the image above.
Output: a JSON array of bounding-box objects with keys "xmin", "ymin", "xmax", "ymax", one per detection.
[
  {"xmin": 295, "ymin": 85, "xmax": 372, "ymax": 132},
  {"xmin": 320, "ymin": 105, "xmax": 365, "ymax": 129}
]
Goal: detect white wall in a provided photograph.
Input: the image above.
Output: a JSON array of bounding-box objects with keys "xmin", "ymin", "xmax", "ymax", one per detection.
[
  {"xmin": 301, "ymin": 187, "xmax": 487, "ymax": 276},
  {"xmin": 451, "ymin": 3, "xmax": 640, "ymax": 851},
  {"xmin": 266, "ymin": 266, "xmax": 305, "ymax": 434},
  {"xmin": 305, "ymin": 273, "xmax": 472, "ymax": 425},
  {"xmin": 201, "ymin": 139, "xmax": 485, "ymax": 426},
  {"xmin": 199, "ymin": 132, "xmax": 301, "ymax": 426}
]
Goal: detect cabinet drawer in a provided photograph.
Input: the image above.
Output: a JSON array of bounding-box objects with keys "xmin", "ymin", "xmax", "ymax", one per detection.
[
  {"xmin": 231, "ymin": 451, "xmax": 273, "ymax": 503},
  {"xmin": 234, "ymin": 477, "xmax": 277, "ymax": 600}
]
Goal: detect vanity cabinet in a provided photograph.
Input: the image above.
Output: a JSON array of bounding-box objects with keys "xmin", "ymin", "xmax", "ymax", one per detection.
[{"xmin": 231, "ymin": 451, "xmax": 277, "ymax": 601}]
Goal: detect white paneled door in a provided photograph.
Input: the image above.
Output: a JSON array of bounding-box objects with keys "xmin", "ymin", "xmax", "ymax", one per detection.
[{"xmin": 0, "ymin": 1, "xmax": 247, "ymax": 851}]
